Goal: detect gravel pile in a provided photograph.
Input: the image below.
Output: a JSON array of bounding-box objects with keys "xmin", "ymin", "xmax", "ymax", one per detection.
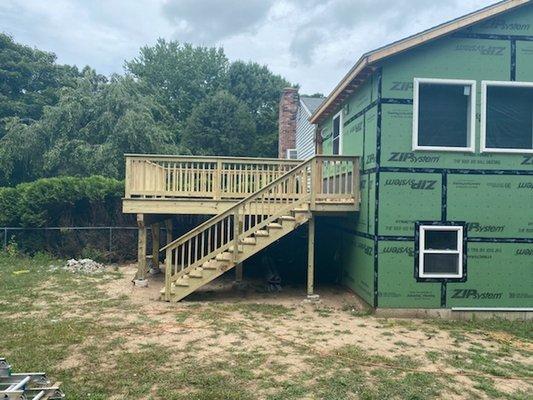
[{"xmin": 62, "ymin": 258, "xmax": 107, "ymax": 274}]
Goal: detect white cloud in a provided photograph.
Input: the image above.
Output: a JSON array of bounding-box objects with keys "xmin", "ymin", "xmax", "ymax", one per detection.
[{"xmin": 0, "ymin": 0, "xmax": 497, "ymax": 94}]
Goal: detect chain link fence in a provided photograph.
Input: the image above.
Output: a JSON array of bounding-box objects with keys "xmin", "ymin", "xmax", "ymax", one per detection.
[
  {"xmin": 1, "ymin": 216, "xmax": 210, "ymax": 263},
  {"xmin": 0, "ymin": 226, "xmax": 151, "ymax": 262}
]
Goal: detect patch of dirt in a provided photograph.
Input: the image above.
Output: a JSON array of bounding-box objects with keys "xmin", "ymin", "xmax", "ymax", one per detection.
[{"xmin": 76, "ymin": 264, "xmax": 533, "ymax": 398}]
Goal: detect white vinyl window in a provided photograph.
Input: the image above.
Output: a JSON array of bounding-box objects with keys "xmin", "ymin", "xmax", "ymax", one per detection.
[
  {"xmin": 286, "ymin": 148, "xmax": 298, "ymax": 159},
  {"xmin": 332, "ymin": 111, "xmax": 343, "ymax": 155},
  {"xmin": 413, "ymin": 78, "xmax": 476, "ymax": 153},
  {"xmin": 481, "ymin": 81, "xmax": 533, "ymax": 154},
  {"xmin": 419, "ymin": 225, "xmax": 463, "ymax": 279}
]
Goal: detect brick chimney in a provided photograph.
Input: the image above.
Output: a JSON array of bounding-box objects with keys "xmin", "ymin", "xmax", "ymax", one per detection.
[{"xmin": 278, "ymin": 87, "xmax": 298, "ymax": 159}]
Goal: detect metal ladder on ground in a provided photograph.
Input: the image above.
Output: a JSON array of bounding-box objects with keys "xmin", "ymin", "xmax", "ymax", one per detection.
[
  {"xmin": 0, "ymin": 358, "xmax": 64, "ymax": 399},
  {"xmin": 160, "ymin": 155, "xmax": 359, "ymax": 302}
]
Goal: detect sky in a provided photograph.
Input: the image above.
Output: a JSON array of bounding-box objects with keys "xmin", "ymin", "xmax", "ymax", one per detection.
[{"xmin": 0, "ymin": 0, "xmax": 497, "ymax": 95}]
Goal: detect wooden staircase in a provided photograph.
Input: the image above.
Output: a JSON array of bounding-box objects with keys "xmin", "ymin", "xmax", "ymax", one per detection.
[{"xmin": 160, "ymin": 155, "xmax": 359, "ymax": 302}]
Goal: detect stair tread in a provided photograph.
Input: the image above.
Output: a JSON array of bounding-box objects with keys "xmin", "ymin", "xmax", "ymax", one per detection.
[
  {"xmin": 215, "ymin": 252, "xmax": 232, "ymax": 261},
  {"xmin": 268, "ymin": 223, "xmax": 283, "ymax": 229},
  {"xmin": 240, "ymin": 237, "xmax": 256, "ymax": 245},
  {"xmin": 254, "ymin": 230, "xmax": 269, "ymax": 237},
  {"xmin": 202, "ymin": 261, "xmax": 218, "ymax": 270},
  {"xmin": 280, "ymin": 215, "xmax": 295, "ymax": 221},
  {"xmin": 228, "ymin": 245, "xmax": 244, "ymax": 253}
]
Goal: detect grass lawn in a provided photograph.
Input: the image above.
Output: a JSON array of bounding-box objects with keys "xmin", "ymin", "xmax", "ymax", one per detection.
[{"xmin": 0, "ymin": 253, "xmax": 531, "ymax": 399}]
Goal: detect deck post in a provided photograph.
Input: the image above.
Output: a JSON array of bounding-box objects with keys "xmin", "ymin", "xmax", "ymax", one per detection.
[
  {"xmin": 165, "ymin": 219, "xmax": 173, "ymax": 245},
  {"xmin": 135, "ymin": 214, "xmax": 148, "ymax": 286},
  {"xmin": 307, "ymin": 215, "xmax": 317, "ymax": 299},
  {"xmin": 150, "ymin": 222, "xmax": 160, "ymax": 273},
  {"xmin": 214, "ymin": 160, "xmax": 222, "ymax": 200},
  {"xmin": 235, "ymin": 212, "xmax": 243, "ymax": 283}
]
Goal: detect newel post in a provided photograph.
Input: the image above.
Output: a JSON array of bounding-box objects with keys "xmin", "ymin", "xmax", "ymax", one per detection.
[
  {"xmin": 352, "ymin": 157, "xmax": 360, "ymax": 203},
  {"xmin": 125, "ymin": 157, "xmax": 132, "ymax": 198},
  {"xmin": 165, "ymin": 249, "xmax": 172, "ymax": 301},
  {"xmin": 310, "ymin": 158, "xmax": 318, "ymax": 209}
]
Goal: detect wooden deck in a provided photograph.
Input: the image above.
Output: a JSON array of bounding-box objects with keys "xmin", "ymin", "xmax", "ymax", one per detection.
[
  {"xmin": 123, "ymin": 154, "xmax": 360, "ymax": 215},
  {"xmin": 123, "ymin": 154, "xmax": 360, "ymax": 299}
]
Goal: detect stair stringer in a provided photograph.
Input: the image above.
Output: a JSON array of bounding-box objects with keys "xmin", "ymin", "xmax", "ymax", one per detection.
[{"xmin": 162, "ymin": 210, "xmax": 311, "ymax": 302}]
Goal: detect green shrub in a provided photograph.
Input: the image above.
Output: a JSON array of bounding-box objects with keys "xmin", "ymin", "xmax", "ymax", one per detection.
[{"xmin": 0, "ymin": 175, "xmax": 126, "ymax": 227}]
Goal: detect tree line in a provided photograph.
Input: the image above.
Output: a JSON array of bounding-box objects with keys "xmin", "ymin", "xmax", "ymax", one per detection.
[{"xmin": 0, "ymin": 34, "xmax": 293, "ymax": 187}]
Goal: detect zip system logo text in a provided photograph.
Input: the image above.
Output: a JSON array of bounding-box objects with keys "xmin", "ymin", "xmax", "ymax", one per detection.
[{"xmin": 451, "ymin": 289, "xmax": 502, "ymax": 300}]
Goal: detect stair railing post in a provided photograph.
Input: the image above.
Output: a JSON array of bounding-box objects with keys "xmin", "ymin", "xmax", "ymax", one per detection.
[
  {"xmin": 352, "ymin": 157, "xmax": 360, "ymax": 204},
  {"xmin": 310, "ymin": 158, "xmax": 318, "ymax": 209},
  {"xmin": 165, "ymin": 249, "xmax": 172, "ymax": 301},
  {"xmin": 125, "ymin": 157, "xmax": 132, "ymax": 198},
  {"xmin": 233, "ymin": 210, "xmax": 240, "ymax": 263},
  {"xmin": 214, "ymin": 160, "xmax": 222, "ymax": 200}
]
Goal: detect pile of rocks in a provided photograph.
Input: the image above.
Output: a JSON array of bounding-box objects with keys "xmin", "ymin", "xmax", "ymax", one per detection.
[{"xmin": 63, "ymin": 258, "xmax": 106, "ymax": 274}]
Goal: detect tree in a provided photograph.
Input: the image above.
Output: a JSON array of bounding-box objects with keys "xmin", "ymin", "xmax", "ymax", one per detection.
[
  {"xmin": 227, "ymin": 61, "xmax": 291, "ymax": 156},
  {"xmin": 125, "ymin": 39, "xmax": 228, "ymax": 124},
  {"xmin": 0, "ymin": 69, "xmax": 178, "ymax": 185},
  {"xmin": 182, "ymin": 91, "xmax": 255, "ymax": 157},
  {"xmin": 0, "ymin": 33, "xmax": 79, "ymax": 138}
]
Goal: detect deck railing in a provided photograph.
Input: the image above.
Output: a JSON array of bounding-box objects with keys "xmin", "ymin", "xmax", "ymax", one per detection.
[
  {"xmin": 124, "ymin": 154, "xmax": 302, "ymax": 200},
  {"xmin": 160, "ymin": 155, "xmax": 359, "ymax": 299}
]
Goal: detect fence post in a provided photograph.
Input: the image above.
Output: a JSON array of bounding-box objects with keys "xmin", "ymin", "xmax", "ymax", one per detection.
[
  {"xmin": 108, "ymin": 227, "xmax": 113, "ymax": 255},
  {"xmin": 3, "ymin": 228, "xmax": 7, "ymax": 252}
]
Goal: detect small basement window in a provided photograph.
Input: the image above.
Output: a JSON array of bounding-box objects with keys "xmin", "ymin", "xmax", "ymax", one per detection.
[
  {"xmin": 481, "ymin": 81, "xmax": 533, "ymax": 154},
  {"xmin": 332, "ymin": 111, "xmax": 342, "ymax": 155},
  {"xmin": 413, "ymin": 78, "xmax": 476, "ymax": 152},
  {"xmin": 419, "ymin": 225, "xmax": 463, "ymax": 279}
]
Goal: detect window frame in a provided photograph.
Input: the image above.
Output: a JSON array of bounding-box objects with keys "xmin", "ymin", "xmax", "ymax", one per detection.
[
  {"xmin": 332, "ymin": 110, "xmax": 343, "ymax": 155},
  {"xmin": 480, "ymin": 80, "xmax": 533, "ymax": 154},
  {"xmin": 418, "ymin": 225, "xmax": 464, "ymax": 279},
  {"xmin": 412, "ymin": 78, "xmax": 477, "ymax": 153},
  {"xmin": 286, "ymin": 148, "xmax": 298, "ymax": 159}
]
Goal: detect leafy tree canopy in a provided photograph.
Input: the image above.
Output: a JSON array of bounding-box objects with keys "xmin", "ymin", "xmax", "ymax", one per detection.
[
  {"xmin": 182, "ymin": 90, "xmax": 255, "ymax": 157},
  {"xmin": 0, "ymin": 35, "xmax": 295, "ymax": 186},
  {"xmin": 0, "ymin": 33, "xmax": 80, "ymax": 137}
]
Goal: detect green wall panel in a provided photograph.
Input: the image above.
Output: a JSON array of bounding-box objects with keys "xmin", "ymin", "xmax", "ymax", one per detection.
[
  {"xmin": 381, "ymin": 37, "xmax": 511, "ymax": 100},
  {"xmin": 379, "ymin": 172, "xmax": 442, "ymax": 236},
  {"xmin": 342, "ymin": 114, "xmax": 364, "ymax": 157},
  {"xmin": 378, "ymin": 241, "xmax": 441, "ymax": 308},
  {"xmin": 363, "ymin": 108, "xmax": 377, "ymax": 170},
  {"xmin": 447, "ymin": 175, "xmax": 533, "ymax": 239},
  {"xmin": 379, "ymin": 104, "xmax": 533, "ymax": 171},
  {"xmin": 448, "ymin": 242, "xmax": 533, "ymax": 308},
  {"xmin": 517, "ymin": 41, "xmax": 533, "ymax": 81},
  {"xmin": 356, "ymin": 174, "xmax": 369, "ymax": 233},
  {"xmin": 344, "ymin": 79, "xmax": 372, "ymax": 117},
  {"xmin": 342, "ymin": 235, "xmax": 375, "ymax": 306},
  {"xmin": 464, "ymin": 4, "xmax": 533, "ymax": 36},
  {"xmin": 367, "ymin": 173, "xmax": 376, "ymax": 235}
]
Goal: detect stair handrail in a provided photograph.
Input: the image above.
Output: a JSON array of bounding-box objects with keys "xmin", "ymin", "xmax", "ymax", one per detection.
[
  {"xmin": 161, "ymin": 156, "xmax": 315, "ymax": 253},
  {"xmin": 161, "ymin": 155, "xmax": 359, "ymax": 298}
]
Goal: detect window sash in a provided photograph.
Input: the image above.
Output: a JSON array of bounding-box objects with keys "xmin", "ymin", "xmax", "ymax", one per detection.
[
  {"xmin": 480, "ymin": 80, "xmax": 533, "ymax": 154},
  {"xmin": 412, "ymin": 78, "xmax": 476, "ymax": 153},
  {"xmin": 419, "ymin": 225, "xmax": 463, "ymax": 279}
]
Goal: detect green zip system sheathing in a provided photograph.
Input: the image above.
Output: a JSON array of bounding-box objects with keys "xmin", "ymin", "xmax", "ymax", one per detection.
[{"xmin": 318, "ymin": 4, "xmax": 533, "ymax": 309}]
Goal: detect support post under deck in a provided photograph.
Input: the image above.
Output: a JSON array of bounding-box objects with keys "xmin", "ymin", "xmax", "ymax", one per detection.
[
  {"xmin": 307, "ymin": 215, "xmax": 317, "ymax": 299},
  {"xmin": 151, "ymin": 222, "xmax": 160, "ymax": 273},
  {"xmin": 165, "ymin": 219, "xmax": 173, "ymax": 245},
  {"xmin": 135, "ymin": 214, "xmax": 148, "ymax": 286}
]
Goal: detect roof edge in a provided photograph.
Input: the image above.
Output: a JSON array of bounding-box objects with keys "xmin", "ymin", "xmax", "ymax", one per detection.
[{"xmin": 310, "ymin": 0, "xmax": 531, "ymax": 124}]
